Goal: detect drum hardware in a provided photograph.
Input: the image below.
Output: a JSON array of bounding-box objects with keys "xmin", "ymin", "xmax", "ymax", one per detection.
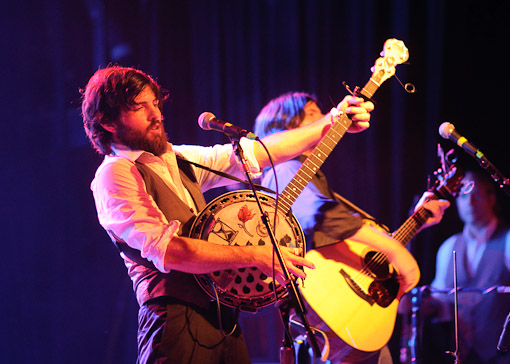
[
  {"xmin": 405, "ymin": 281, "xmax": 510, "ymax": 363},
  {"xmin": 498, "ymin": 311, "xmax": 510, "ymax": 352},
  {"xmin": 407, "ymin": 252, "xmax": 462, "ymax": 363}
]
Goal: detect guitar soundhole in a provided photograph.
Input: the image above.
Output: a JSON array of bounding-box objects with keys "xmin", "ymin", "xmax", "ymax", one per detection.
[
  {"xmin": 364, "ymin": 251, "xmax": 391, "ymax": 279},
  {"xmin": 364, "ymin": 251, "xmax": 400, "ymax": 307}
]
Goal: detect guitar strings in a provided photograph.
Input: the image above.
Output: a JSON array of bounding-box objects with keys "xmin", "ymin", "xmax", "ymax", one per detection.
[{"xmin": 349, "ymin": 208, "xmax": 432, "ymax": 290}]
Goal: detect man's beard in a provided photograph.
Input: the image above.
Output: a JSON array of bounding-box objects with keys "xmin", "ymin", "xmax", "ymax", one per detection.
[{"xmin": 116, "ymin": 121, "xmax": 169, "ymax": 156}]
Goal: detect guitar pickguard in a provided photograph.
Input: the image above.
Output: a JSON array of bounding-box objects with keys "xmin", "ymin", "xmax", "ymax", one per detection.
[
  {"xmin": 367, "ymin": 271, "xmax": 399, "ymax": 308},
  {"xmin": 340, "ymin": 250, "xmax": 400, "ymax": 308}
]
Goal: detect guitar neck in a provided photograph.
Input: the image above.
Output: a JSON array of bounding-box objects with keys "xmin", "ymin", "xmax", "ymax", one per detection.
[
  {"xmin": 391, "ymin": 166, "xmax": 462, "ymax": 246},
  {"xmin": 276, "ymin": 78, "xmax": 381, "ymax": 215},
  {"xmin": 391, "ymin": 206, "xmax": 432, "ymax": 246},
  {"xmin": 357, "ymin": 73, "xmax": 385, "ymax": 100},
  {"xmin": 391, "ymin": 194, "xmax": 438, "ymax": 246},
  {"xmin": 276, "ymin": 116, "xmax": 351, "ymax": 215}
]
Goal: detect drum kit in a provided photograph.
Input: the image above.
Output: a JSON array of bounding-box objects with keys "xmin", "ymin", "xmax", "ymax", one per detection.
[{"xmin": 401, "ymin": 283, "xmax": 510, "ymax": 364}]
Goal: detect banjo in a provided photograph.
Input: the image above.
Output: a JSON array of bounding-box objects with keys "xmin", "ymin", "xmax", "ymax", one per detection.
[{"xmin": 190, "ymin": 39, "xmax": 409, "ymax": 312}]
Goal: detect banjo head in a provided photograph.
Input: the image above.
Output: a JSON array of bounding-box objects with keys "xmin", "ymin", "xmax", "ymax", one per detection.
[{"xmin": 190, "ymin": 190, "xmax": 305, "ymax": 312}]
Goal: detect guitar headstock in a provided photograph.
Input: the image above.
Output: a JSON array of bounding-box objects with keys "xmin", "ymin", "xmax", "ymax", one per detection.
[
  {"xmin": 433, "ymin": 165, "xmax": 464, "ymax": 200},
  {"xmin": 370, "ymin": 38, "xmax": 409, "ymax": 85},
  {"xmin": 430, "ymin": 145, "xmax": 464, "ymax": 199}
]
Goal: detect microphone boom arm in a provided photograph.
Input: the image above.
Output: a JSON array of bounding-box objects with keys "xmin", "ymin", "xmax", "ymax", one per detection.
[
  {"xmin": 439, "ymin": 122, "xmax": 510, "ymax": 197},
  {"xmin": 476, "ymin": 156, "xmax": 510, "ymax": 197}
]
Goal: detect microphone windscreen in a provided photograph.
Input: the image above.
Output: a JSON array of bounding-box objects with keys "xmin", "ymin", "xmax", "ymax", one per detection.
[
  {"xmin": 198, "ymin": 112, "xmax": 216, "ymax": 130},
  {"xmin": 439, "ymin": 122, "xmax": 455, "ymax": 139}
]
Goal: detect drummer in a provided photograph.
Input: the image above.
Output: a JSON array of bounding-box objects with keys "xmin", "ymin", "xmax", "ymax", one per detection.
[{"xmin": 421, "ymin": 168, "xmax": 510, "ymax": 364}]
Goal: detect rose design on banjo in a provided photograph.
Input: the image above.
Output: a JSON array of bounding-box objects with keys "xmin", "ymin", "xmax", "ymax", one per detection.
[{"xmin": 237, "ymin": 204, "xmax": 255, "ymax": 237}]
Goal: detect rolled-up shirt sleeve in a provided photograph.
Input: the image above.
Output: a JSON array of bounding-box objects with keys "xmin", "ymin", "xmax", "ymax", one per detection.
[
  {"xmin": 91, "ymin": 138, "xmax": 261, "ymax": 273},
  {"xmin": 91, "ymin": 156, "xmax": 179, "ymax": 273}
]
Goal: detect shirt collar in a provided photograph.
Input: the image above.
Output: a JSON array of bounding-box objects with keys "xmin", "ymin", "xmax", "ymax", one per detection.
[
  {"xmin": 110, "ymin": 142, "xmax": 173, "ymax": 162},
  {"xmin": 463, "ymin": 216, "xmax": 499, "ymax": 244}
]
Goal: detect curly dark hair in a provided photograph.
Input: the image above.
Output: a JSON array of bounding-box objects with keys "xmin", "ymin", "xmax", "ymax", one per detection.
[{"xmin": 81, "ymin": 65, "xmax": 168, "ymax": 155}]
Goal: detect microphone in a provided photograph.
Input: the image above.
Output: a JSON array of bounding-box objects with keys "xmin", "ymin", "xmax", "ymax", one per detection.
[
  {"xmin": 438, "ymin": 122, "xmax": 487, "ymax": 161},
  {"xmin": 198, "ymin": 112, "xmax": 258, "ymax": 140},
  {"xmin": 498, "ymin": 312, "xmax": 510, "ymax": 352}
]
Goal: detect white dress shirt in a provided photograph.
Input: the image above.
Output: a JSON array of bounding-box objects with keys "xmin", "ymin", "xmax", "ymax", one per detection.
[{"xmin": 91, "ymin": 139, "xmax": 261, "ymax": 273}]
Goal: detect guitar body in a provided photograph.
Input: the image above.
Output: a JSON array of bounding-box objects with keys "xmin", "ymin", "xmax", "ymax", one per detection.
[
  {"xmin": 298, "ymin": 165, "xmax": 463, "ymax": 360},
  {"xmin": 300, "ymin": 240, "xmax": 400, "ymax": 357}
]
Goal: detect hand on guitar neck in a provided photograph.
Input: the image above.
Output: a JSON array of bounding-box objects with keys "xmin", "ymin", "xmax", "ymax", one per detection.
[
  {"xmin": 414, "ymin": 191, "xmax": 451, "ymax": 232},
  {"xmin": 333, "ymin": 95, "xmax": 375, "ymax": 134}
]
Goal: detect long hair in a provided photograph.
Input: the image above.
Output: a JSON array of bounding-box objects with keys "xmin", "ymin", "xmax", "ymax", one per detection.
[
  {"xmin": 254, "ymin": 92, "xmax": 316, "ymax": 139},
  {"xmin": 81, "ymin": 65, "xmax": 168, "ymax": 155}
]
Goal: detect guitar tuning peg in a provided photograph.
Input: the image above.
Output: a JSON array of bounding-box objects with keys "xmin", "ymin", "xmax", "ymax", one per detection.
[
  {"xmin": 437, "ymin": 143, "xmax": 444, "ymax": 157},
  {"xmin": 445, "ymin": 149, "xmax": 458, "ymax": 164},
  {"xmin": 437, "ymin": 144, "xmax": 446, "ymax": 169}
]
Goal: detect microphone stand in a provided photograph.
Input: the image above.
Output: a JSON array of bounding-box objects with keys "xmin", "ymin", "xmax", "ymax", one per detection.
[
  {"xmin": 446, "ymin": 251, "xmax": 462, "ymax": 364},
  {"xmin": 473, "ymin": 155, "xmax": 510, "ymax": 197},
  {"xmin": 229, "ymin": 138, "xmax": 321, "ymax": 363},
  {"xmin": 474, "ymin": 148, "xmax": 510, "ymax": 355}
]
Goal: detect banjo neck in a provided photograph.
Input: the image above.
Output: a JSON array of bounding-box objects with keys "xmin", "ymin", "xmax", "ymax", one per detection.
[
  {"xmin": 275, "ymin": 72, "xmax": 389, "ymax": 215},
  {"xmin": 275, "ymin": 112, "xmax": 352, "ymax": 216},
  {"xmin": 273, "ymin": 38, "xmax": 409, "ymax": 215}
]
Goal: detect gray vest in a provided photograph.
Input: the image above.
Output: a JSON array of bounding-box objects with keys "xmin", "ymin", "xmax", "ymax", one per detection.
[
  {"xmin": 113, "ymin": 156, "xmax": 211, "ymax": 308},
  {"xmin": 445, "ymin": 225, "xmax": 510, "ymax": 361}
]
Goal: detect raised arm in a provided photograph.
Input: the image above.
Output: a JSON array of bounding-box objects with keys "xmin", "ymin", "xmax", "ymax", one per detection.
[{"xmin": 253, "ymin": 95, "xmax": 374, "ymax": 168}]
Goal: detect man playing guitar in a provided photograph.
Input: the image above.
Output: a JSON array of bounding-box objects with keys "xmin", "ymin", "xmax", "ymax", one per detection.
[{"xmin": 254, "ymin": 91, "xmax": 450, "ymax": 363}]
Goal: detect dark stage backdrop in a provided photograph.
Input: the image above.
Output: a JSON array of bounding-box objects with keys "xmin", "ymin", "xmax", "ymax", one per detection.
[{"xmin": 2, "ymin": 0, "xmax": 509, "ymax": 363}]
